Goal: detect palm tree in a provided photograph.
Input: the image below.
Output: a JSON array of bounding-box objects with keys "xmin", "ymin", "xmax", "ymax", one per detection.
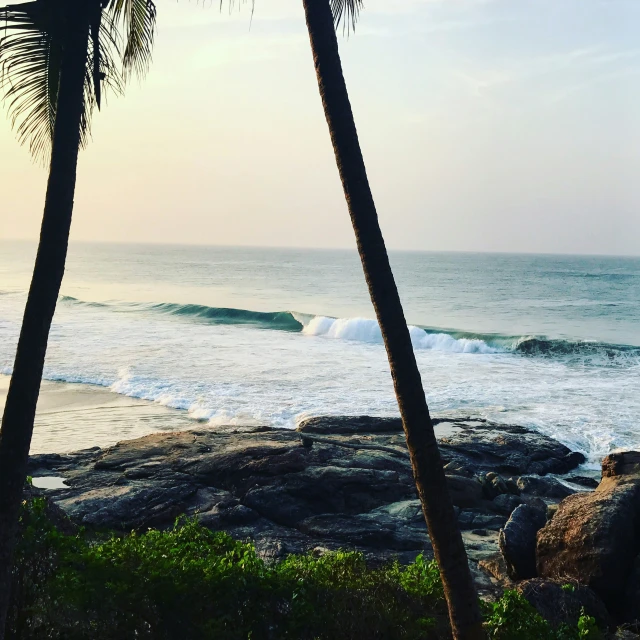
[
  {"xmin": 0, "ymin": 0, "xmax": 156, "ymax": 635},
  {"xmin": 301, "ymin": 1, "xmax": 484, "ymax": 637}
]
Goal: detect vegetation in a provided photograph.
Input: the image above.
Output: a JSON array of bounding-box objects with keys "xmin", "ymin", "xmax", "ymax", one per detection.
[
  {"xmin": 6, "ymin": 497, "xmax": 603, "ymax": 640},
  {"xmin": 301, "ymin": 1, "xmax": 483, "ymax": 635}
]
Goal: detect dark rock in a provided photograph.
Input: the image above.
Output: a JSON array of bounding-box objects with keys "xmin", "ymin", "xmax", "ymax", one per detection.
[
  {"xmin": 499, "ymin": 503, "xmax": 547, "ymax": 580},
  {"xmin": 437, "ymin": 422, "xmax": 586, "ymax": 476},
  {"xmin": 518, "ymin": 475, "xmax": 577, "ymax": 499},
  {"xmin": 481, "ymin": 472, "xmax": 510, "ymax": 499},
  {"xmin": 566, "ymin": 475, "xmax": 599, "ymax": 489},
  {"xmin": 537, "ymin": 451, "xmax": 640, "ymax": 619},
  {"xmin": 297, "ymin": 416, "xmax": 404, "ymax": 435},
  {"xmin": 445, "ymin": 474, "xmax": 484, "ymax": 508},
  {"xmin": 516, "ymin": 579, "xmax": 610, "ymax": 629},
  {"xmin": 443, "ymin": 461, "xmax": 473, "ymax": 477},
  {"xmin": 26, "ymin": 416, "xmax": 587, "ymax": 592},
  {"xmin": 623, "ymin": 555, "xmax": 640, "ymax": 623},
  {"xmin": 491, "ymin": 493, "xmax": 523, "ymax": 516},
  {"xmin": 458, "ymin": 510, "xmax": 508, "ymax": 531}
]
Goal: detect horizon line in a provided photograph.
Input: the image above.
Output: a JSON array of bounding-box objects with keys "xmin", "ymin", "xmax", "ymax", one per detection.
[{"xmin": 1, "ymin": 237, "xmax": 639, "ymax": 259}]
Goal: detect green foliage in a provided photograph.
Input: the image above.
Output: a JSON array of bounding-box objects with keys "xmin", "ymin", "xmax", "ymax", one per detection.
[
  {"xmin": 8, "ymin": 499, "xmax": 607, "ymax": 640},
  {"xmin": 483, "ymin": 591, "xmax": 602, "ymax": 640}
]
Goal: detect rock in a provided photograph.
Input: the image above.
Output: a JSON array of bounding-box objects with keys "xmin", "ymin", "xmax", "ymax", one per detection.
[
  {"xmin": 21, "ymin": 484, "xmax": 77, "ymax": 535},
  {"xmin": 492, "ymin": 493, "xmax": 523, "ymax": 516},
  {"xmin": 443, "ymin": 461, "xmax": 473, "ymax": 477},
  {"xmin": 445, "ymin": 474, "xmax": 484, "ymax": 508},
  {"xmin": 437, "ymin": 423, "xmax": 586, "ymax": 476},
  {"xmin": 481, "ymin": 472, "xmax": 521, "ymax": 500},
  {"xmin": 478, "ymin": 553, "xmax": 514, "ymax": 586},
  {"xmin": 537, "ymin": 451, "xmax": 640, "ymax": 619},
  {"xmin": 26, "ymin": 415, "xmax": 586, "ymax": 592},
  {"xmin": 297, "ymin": 416, "xmax": 404, "ymax": 435},
  {"xmin": 499, "ymin": 503, "xmax": 547, "ymax": 580},
  {"xmin": 457, "ymin": 510, "xmax": 508, "ymax": 531},
  {"xmin": 566, "ymin": 475, "xmax": 599, "ymax": 489},
  {"xmin": 623, "ymin": 555, "xmax": 640, "ymax": 623},
  {"xmin": 516, "ymin": 579, "xmax": 610, "ymax": 629},
  {"xmin": 517, "ymin": 475, "xmax": 577, "ymax": 499}
]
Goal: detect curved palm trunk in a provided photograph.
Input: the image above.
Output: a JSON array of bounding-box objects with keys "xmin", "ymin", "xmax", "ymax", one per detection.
[
  {"xmin": 0, "ymin": 7, "xmax": 89, "ymax": 637},
  {"xmin": 301, "ymin": 1, "xmax": 484, "ymax": 638}
]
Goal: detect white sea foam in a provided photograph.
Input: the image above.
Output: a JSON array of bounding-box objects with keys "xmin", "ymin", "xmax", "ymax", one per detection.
[{"xmin": 303, "ymin": 315, "xmax": 499, "ymax": 354}]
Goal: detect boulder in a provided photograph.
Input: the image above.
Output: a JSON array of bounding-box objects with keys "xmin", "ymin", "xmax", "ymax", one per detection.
[
  {"xmin": 517, "ymin": 475, "xmax": 576, "ymax": 499},
  {"xmin": 492, "ymin": 493, "xmax": 523, "ymax": 516},
  {"xmin": 499, "ymin": 503, "xmax": 547, "ymax": 580},
  {"xmin": 516, "ymin": 579, "xmax": 610, "ymax": 629},
  {"xmin": 537, "ymin": 451, "xmax": 640, "ymax": 618},
  {"xmin": 297, "ymin": 416, "xmax": 404, "ymax": 434},
  {"xmin": 445, "ymin": 474, "xmax": 484, "ymax": 508}
]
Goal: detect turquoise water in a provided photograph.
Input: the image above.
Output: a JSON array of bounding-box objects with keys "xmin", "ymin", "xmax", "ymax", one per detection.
[{"xmin": 1, "ymin": 241, "xmax": 639, "ymax": 462}]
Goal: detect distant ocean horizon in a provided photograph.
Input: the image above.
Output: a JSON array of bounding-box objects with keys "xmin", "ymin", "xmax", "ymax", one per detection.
[{"xmin": 1, "ymin": 240, "xmax": 639, "ymax": 466}]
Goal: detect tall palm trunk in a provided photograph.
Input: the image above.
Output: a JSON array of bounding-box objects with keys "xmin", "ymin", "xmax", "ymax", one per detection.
[
  {"xmin": 0, "ymin": 4, "xmax": 89, "ymax": 636},
  {"xmin": 301, "ymin": 1, "xmax": 484, "ymax": 638}
]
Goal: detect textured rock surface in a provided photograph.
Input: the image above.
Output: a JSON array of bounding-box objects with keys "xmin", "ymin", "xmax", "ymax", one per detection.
[
  {"xmin": 28, "ymin": 416, "xmax": 586, "ymax": 595},
  {"xmin": 499, "ymin": 503, "xmax": 548, "ymax": 580},
  {"xmin": 537, "ymin": 451, "xmax": 640, "ymax": 618},
  {"xmin": 516, "ymin": 579, "xmax": 610, "ymax": 629}
]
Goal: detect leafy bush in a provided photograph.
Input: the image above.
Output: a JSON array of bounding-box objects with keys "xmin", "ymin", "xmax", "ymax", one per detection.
[
  {"xmin": 483, "ymin": 591, "xmax": 602, "ymax": 640},
  {"xmin": 7, "ymin": 497, "xmax": 605, "ymax": 640}
]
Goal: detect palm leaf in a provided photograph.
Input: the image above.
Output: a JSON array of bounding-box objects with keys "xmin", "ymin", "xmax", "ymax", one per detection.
[
  {"xmin": 108, "ymin": 0, "xmax": 156, "ymax": 79},
  {"xmin": 0, "ymin": 0, "xmax": 155, "ymax": 162},
  {"xmin": 330, "ymin": 0, "xmax": 363, "ymax": 32}
]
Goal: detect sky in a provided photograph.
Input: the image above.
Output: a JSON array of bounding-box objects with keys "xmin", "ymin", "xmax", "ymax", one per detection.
[{"xmin": 1, "ymin": 0, "xmax": 640, "ymax": 255}]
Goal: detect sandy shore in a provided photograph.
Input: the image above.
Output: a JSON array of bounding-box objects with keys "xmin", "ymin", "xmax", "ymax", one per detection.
[{"xmin": 0, "ymin": 375, "xmax": 195, "ymax": 454}]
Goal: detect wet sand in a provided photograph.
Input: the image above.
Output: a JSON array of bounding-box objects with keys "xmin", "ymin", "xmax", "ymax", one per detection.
[{"xmin": 0, "ymin": 375, "xmax": 196, "ymax": 454}]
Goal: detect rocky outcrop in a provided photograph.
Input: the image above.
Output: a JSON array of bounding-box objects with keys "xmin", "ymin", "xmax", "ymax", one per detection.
[
  {"xmin": 27, "ymin": 416, "xmax": 587, "ymax": 595},
  {"xmin": 537, "ymin": 451, "xmax": 640, "ymax": 619}
]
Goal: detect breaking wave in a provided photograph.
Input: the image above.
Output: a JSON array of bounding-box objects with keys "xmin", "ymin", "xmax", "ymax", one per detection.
[{"xmin": 58, "ymin": 295, "xmax": 640, "ymax": 365}]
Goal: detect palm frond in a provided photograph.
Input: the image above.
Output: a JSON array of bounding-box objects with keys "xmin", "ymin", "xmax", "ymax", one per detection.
[
  {"xmin": 0, "ymin": 1, "xmax": 61, "ymax": 158},
  {"xmin": 330, "ymin": 0, "xmax": 363, "ymax": 33},
  {"xmin": 0, "ymin": 0, "xmax": 139, "ymax": 162},
  {"xmin": 108, "ymin": 0, "xmax": 156, "ymax": 79}
]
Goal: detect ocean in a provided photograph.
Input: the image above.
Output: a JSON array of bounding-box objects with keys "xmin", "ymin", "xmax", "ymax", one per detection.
[{"xmin": 1, "ymin": 241, "xmax": 639, "ymax": 467}]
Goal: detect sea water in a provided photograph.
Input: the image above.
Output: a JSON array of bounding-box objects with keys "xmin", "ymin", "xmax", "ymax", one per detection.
[{"xmin": 1, "ymin": 241, "xmax": 638, "ymax": 465}]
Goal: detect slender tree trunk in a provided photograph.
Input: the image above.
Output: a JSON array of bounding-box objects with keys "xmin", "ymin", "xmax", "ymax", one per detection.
[
  {"xmin": 301, "ymin": 1, "xmax": 484, "ymax": 638},
  {"xmin": 0, "ymin": 6, "xmax": 89, "ymax": 637}
]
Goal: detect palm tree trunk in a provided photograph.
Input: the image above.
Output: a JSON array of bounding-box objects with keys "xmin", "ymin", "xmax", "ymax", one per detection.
[
  {"xmin": 0, "ymin": 6, "xmax": 89, "ymax": 637},
  {"xmin": 301, "ymin": 1, "xmax": 484, "ymax": 638}
]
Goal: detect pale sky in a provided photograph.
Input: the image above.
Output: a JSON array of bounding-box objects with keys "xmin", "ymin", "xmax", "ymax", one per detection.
[{"xmin": 1, "ymin": 0, "xmax": 639, "ymax": 255}]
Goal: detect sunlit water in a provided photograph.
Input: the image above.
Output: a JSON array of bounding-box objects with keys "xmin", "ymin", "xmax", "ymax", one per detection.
[{"xmin": 1, "ymin": 241, "xmax": 639, "ymax": 465}]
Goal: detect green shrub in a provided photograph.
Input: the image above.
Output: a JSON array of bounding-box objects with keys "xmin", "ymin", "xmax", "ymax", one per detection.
[
  {"xmin": 7, "ymin": 497, "xmax": 606, "ymax": 640},
  {"xmin": 483, "ymin": 591, "xmax": 602, "ymax": 640}
]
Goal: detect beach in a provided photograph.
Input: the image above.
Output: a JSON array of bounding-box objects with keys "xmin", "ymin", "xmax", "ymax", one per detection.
[{"xmin": 0, "ymin": 375, "xmax": 195, "ymax": 454}]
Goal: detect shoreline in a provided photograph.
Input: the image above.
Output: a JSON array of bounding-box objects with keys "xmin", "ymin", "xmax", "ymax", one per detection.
[
  {"xmin": 0, "ymin": 374, "xmax": 196, "ymax": 454},
  {"xmin": 1, "ymin": 375, "xmax": 601, "ymax": 476}
]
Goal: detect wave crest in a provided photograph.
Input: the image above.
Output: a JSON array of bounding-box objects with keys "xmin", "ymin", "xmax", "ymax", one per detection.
[
  {"xmin": 57, "ymin": 294, "xmax": 639, "ymax": 365},
  {"xmin": 303, "ymin": 316, "xmax": 499, "ymax": 354}
]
